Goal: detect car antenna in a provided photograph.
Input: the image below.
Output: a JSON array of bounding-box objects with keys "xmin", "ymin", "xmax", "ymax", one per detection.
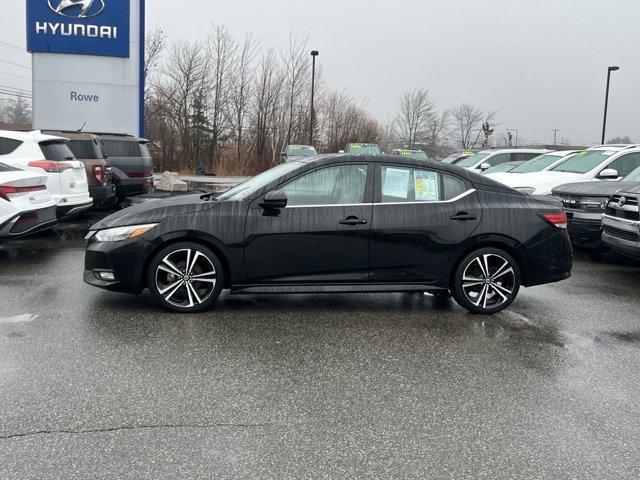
[{"xmin": 77, "ymin": 122, "xmax": 86, "ymax": 133}]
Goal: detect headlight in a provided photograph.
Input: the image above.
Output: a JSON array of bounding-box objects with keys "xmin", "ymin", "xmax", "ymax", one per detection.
[
  {"xmin": 94, "ymin": 224, "xmax": 158, "ymax": 242},
  {"xmin": 515, "ymin": 187, "xmax": 536, "ymax": 195}
]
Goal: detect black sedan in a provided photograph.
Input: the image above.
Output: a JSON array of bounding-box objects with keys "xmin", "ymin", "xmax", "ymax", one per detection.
[{"xmin": 84, "ymin": 154, "xmax": 572, "ymax": 315}]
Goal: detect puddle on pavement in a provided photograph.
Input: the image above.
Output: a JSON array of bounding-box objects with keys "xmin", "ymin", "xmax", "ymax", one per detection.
[{"xmin": 0, "ymin": 314, "xmax": 38, "ymax": 325}]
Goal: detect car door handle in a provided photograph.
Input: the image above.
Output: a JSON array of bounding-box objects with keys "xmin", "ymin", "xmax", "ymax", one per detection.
[
  {"xmin": 450, "ymin": 212, "xmax": 477, "ymax": 222},
  {"xmin": 338, "ymin": 216, "xmax": 368, "ymax": 226}
]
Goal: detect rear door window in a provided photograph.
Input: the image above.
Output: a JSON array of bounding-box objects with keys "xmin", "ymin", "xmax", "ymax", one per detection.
[
  {"xmin": 443, "ymin": 174, "xmax": 468, "ymax": 200},
  {"xmin": 380, "ymin": 166, "xmax": 440, "ymax": 203},
  {"xmin": 40, "ymin": 141, "xmax": 75, "ymax": 161},
  {"xmin": 0, "ymin": 137, "xmax": 23, "ymax": 155},
  {"xmin": 102, "ymin": 140, "xmax": 141, "ymax": 157},
  {"xmin": 68, "ymin": 140, "xmax": 98, "ymax": 159}
]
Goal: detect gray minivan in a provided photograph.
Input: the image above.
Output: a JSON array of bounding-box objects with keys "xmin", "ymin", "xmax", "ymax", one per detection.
[{"xmin": 96, "ymin": 134, "xmax": 154, "ymax": 199}]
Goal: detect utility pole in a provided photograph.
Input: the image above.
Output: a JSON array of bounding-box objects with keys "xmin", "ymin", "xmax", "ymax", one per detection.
[
  {"xmin": 553, "ymin": 129, "xmax": 559, "ymax": 146},
  {"xmin": 601, "ymin": 66, "xmax": 620, "ymax": 145},
  {"xmin": 309, "ymin": 50, "xmax": 319, "ymax": 146}
]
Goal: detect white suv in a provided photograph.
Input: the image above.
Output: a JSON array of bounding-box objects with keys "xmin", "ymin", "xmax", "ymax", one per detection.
[
  {"xmin": 453, "ymin": 148, "xmax": 549, "ymax": 172},
  {"xmin": 497, "ymin": 145, "xmax": 640, "ymax": 195},
  {"xmin": 0, "ymin": 131, "xmax": 92, "ymax": 217}
]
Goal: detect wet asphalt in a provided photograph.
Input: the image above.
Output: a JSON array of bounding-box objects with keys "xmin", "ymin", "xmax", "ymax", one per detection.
[{"xmin": 0, "ymin": 212, "xmax": 639, "ymax": 479}]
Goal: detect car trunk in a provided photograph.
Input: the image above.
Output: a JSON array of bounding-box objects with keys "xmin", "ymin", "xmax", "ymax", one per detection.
[{"xmin": 38, "ymin": 141, "xmax": 88, "ymax": 198}]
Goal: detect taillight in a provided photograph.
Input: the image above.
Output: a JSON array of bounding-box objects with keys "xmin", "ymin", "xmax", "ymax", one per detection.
[
  {"xmin": 92, "ymin": 165, "xmax": 105, "ymax": 184},
  {"xmin": 0, "ymin": 184, "xmax": 46, "ymax": 202},
  {"xmin": 28, "ymin": 160, "xmax": 73, "ymax": 173},
  {"xmin": 538, "ymin": 211, "xmax": 568, "ymax": 229}
]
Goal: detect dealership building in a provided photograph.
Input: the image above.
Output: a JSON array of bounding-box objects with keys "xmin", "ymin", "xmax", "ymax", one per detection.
[{"xmin": 26, "ymin": 0, "xmax": 145, "ymax": 136}]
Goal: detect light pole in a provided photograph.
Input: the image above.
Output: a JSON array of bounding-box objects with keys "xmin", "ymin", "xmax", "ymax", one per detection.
[
  {"xmin": 309, "ymin": 50, "xmax": 319, "ymax": 146},
  {"xmin": 601, "ymin": 66, "xmax": 620, "ymax": 145}
]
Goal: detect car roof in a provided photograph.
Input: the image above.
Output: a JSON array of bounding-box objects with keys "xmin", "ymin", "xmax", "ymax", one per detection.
[
  {"xmin": 92, "ymin": 133, "xmax": 148, "ymax": 142},
  {"xmin": 544, "ymin": 149, "xmax": 580, "ymax": 157},
  {"xmin": 477, "ymin": 148, "xmax": 549, "ymax": 154},
  {"xmin": 587, "ymin": 144, "xmax": 640, "ymax": 151},
  {"xmin": 42, "ymin": 130, "xmax": 99, "ymax": 141},
  {"xmin": 0, "ymin": 129, "xmax": 68, "ymax": 143}
]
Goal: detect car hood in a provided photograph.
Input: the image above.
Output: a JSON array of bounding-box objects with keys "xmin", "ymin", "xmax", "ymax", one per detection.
[
  {"xmin": 552, "ymin": 180, "xmax": 633, "ymax": 197},
  {"xmin": 497, "ymin": 171, "xmax": 585, "ymax": 194},
  {"xmin": 615, "ymin": 184, "xmax": 640, "ymax": 195},
  {"xmin": 91, "ymin": 194, "xmax": 217, "ymax": 230}
]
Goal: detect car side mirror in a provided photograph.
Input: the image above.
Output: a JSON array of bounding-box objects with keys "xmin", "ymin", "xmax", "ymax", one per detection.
[
  {"xmin": 261, "ymin": 190, "xmax": 288, "ymax": 209},
  {"xmin": 480, "ymin": 162, "xmax": 491, "ymax": 171},
  {"xmin": 598, "ymin": 168, "xmax": 619, "ymax": 179},
  {"xmin": 338, "ymin": 150, "xmax": 345, "ymax": 154}
]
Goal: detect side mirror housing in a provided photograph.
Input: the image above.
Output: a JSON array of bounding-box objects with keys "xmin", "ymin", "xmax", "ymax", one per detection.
[
  {"xmin": 261, "ymin": 190, "xmax": 288, "ymax": 209},
  {"xmin": 598, "ymin": 168, "xmax": 619, "ymax": 179},
  {"xmin": 480, "ymin": 162, "xmax": 491, "ymax": 171}
]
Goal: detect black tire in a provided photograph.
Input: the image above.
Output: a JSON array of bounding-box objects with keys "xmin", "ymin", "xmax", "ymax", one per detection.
[
  {"xmin": 452, "ymin": 247, "xmax": 521, "ymax": 314},
  {"xmin": 147, "ymin": 241, "xmax": 224, "ymax": 313}
]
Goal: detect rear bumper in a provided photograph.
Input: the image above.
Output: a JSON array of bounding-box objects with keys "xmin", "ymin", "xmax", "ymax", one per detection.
[
  {"xmin": 57, "ymin": 198, "xmax": 93, "ymax": 217},
  {"xmin": 523, "ymin": 229, "xmax": 573, "ymax": 287},
  {"xmin": 0, "ymin": 205, "xmax": 57, "ymax": 240},
  {"xmin": 89, "ymin": 184, "xmax": 117, "ymax": 203},
  {"xmin": 114, "ymin": 177, "xmax": 154, "ymax": 198}
]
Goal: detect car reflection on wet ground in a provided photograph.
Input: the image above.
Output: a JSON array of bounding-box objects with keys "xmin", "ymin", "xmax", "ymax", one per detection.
[{"xmin": 1, "ymin": 212, "xmax": 639, "ymax": 479}]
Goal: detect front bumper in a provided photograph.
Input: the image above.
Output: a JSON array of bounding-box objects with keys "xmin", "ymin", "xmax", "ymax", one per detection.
[
  {"xmin": 601, "ymin": 215, "xmax": 640, "ymax": 259},
  {"xmin": 84, "ymin": 235, "xmax": 153, "ymax": 293},
  {"xmin": 565, "ymin": 211, "xmax": 604, "ymax": 248}
]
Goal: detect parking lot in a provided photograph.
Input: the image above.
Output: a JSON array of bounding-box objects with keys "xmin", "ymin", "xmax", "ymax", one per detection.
[{"xmin": 0, "ymin": 212, "xmax": 638, "ymax": 479}]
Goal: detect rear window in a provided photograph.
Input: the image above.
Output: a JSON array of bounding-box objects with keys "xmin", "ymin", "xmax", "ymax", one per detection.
[
  {"xmin": 0, "ymin": 137, "xmax": 23, "ymax": 155},
  {"xmin": 0, "ymin": 162, "xmax": 20, "ymax": 172},
  {"xmin": 68, "ymin": 140, "xmax": 99, "ymax": 159},
  {"xmin": 102, "ymin": 139, "xmax": 141, "ymax": 158},
  {"xmin": 139, "ymin": 143, "xmax": 151, "ymax": 158},
  {"xmin": 40, "ymin": 141, "xmax": 75, "ymax": 161}
]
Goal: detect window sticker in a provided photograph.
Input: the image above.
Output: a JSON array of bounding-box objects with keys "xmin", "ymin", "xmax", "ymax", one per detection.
[
  {"xmin": 383, "ymin": 167, "xmax": 410, "ymax": 198},
  {"xmin": 414, "ymin": 170, "xmax": 439, "ymax": 201}
]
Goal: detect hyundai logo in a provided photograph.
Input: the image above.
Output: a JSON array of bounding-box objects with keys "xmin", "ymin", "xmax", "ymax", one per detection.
[
  {"xmin": 48, "ymin": 0, "xmax": 105, "ymax": 19},
  {"xmin": 618, "ymin": 196, "xmax": 626, "ymax": 208}
]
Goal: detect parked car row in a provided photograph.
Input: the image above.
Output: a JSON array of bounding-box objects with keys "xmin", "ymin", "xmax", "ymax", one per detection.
[{"xmin": 0, "ymin": 130, "xmax": 154, "ymax": 242}]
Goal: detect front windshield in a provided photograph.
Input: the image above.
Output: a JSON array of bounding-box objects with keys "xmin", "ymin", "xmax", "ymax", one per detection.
[
  {"xmin": 511, "ymin": 154, "xmax": 564, "ymax": 173},
  {"xmin": 347, "ymin": 144, "xmax": 381, "ymax": 155},
  {"xmin": 484, "ymin": 162, "xmax": 517, "ymax": 174},
  {"xmin": 287, "ymin": 145, "xmax": 317, "ymax": 157},
  {"xmin": 217, "ymin": 162, "xmax": 302, "ymax": 201},
  {"xmin": 624, "ymin": 165, "xmax": 640, "ymax": 182},
  {"xmin": 551, "ymin": 150, "xmax": 615, "ymax": 174},
  {"xmin": 455, "ymin": 152, "xmax": 490, "ymax": 168}
]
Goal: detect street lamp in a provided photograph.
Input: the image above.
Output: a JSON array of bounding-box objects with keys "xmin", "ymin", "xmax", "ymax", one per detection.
[
  {"xmin": 309, "ymin": 50, "xmax": 319, "ymax": 146},
  {"xmin": 601, "ymin": 66, "xmax": 620, "ymax": 145}
]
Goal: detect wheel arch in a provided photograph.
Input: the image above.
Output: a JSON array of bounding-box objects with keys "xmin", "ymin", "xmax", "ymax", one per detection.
[
  {"xmin": 447, "ymin": 234, "xmax": 528, "ymax": 288},
  {"xmin": 141, "ymin": 232, "xmax": 234, "ymax": 289}
]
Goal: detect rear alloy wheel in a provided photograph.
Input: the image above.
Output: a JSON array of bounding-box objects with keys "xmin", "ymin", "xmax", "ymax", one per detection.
[
  {"xmin": 147, "ymin": 242, "xmax": 223, "ymax": 313},
  {"xmin": 452, "ymin": 248, "xmax": 520, "ymax": 314}
]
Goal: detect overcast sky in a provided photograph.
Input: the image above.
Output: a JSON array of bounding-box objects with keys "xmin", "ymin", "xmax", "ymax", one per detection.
[{"xmin": 2, "ymin": 0, "xmax": 639, "ymax": 145}]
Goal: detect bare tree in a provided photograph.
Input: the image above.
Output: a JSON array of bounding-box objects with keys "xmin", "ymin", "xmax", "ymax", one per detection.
[
  {"xmin": 426, "ymin": 109, "xmax": 450, "ymax": 147},
  {"xmin": 252, "ymin": 49, "xmax": 284, "ymax": 165},
  {"xmin": 451, "ymin": 103, "xmax": 497, "ymax": 149},
  {"xmin": 144, "ymin": 27, "xmax": 166, "ymax": 85},
  {"xmin": 396, "ymin": 88, "xmax": 435, "ymax": 147},
  {"xmin": 1, "ymin": 95, "xmax": 32, "ymax": 124},
  {"xmin": 281, "ymin": 33, "xmax": 311, "ymax": 145},
  {"xmin": 230, "ymin": 33, "xmax": 259, "ymax": 166}
]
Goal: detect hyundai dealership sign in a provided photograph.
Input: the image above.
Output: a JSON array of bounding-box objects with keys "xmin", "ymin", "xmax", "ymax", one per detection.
[
  {"xmin": 27, "ymin": 0, "xmax": 144, "ymax": 136},
  {"xmin": 27, "ymin": 0, "xmax": 130, "ymax": 57}
]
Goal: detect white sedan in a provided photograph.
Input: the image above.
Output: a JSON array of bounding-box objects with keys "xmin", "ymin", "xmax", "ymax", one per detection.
[
  {"xmin": 0, "ymin": 162, "xmax": 57, "ymax": 240},
  {"xmin": 493, "ymin": 146, "xmax": 640, "ymax": 195},
  {"xmin": 484, "ymin": 150, "xmax": 579, "ymax": 185}
]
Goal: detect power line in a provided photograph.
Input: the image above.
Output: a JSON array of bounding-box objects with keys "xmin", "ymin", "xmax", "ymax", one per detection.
[
  {"xmin": 0, "ymin": 59, "xmax": 30, "ymax": 71},
  {"xmin": 0, "ymin": 70, "xmax": 31, "ymax": 81},
  {"xmin": 0, "ymin": 40, "xmax": 27, "ymax": 53},
  {"xmin": 0, "ymin": 83, "xmax": 31, "ymax": 94}
]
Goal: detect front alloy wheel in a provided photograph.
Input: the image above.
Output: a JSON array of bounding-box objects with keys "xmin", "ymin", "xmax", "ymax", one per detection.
[
  {"xmin": 452, "ymin": 248, "xmax": 521, "ymax": 314},
  {"xmin": 148, "ymin": 242, "xmax": 223, "ymax": 313}
]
